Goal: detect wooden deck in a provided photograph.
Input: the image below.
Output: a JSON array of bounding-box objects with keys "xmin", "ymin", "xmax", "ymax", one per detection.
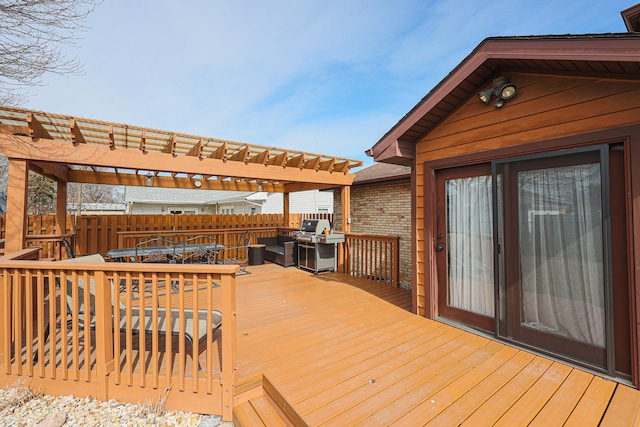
[{"xmin": 234, "ymin": 263, "xmax": 640, "ymax": 426}]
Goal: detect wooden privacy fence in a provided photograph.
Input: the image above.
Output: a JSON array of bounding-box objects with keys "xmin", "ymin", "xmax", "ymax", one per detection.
[
  {"xmin": 0, "ymin": 258, "xmax": 238, "ymax": 419},
  {"xmin": 116, "ymin": 227, "xmax": 278, "ymax": 255},
  {"xmin": 0, "ymin": 213, "xmax": 331, "ymax": 258},
  {"xmin": 74, "ymin": 214, "xmax": 286, "ymax": 257}
]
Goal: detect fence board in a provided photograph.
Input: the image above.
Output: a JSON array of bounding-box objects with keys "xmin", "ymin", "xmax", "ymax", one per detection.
[{"xmin": 0, "ymin": 214, "xmax": 296, "ymax": 258}]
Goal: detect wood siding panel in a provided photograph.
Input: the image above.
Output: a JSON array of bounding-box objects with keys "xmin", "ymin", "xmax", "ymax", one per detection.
[
  {"xmin": 414, "ymin": 73, "xmax": 640, "ymax": 323},
  {"xmin": 416, "ymin": 75, "xmax": 640, "ymax": 162}
]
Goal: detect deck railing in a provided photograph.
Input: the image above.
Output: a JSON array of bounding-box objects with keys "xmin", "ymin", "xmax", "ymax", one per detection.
[
  {"xmin": 278, "ymin": 227, "xmax": 400, "ymax": 287},
  {"xmin": 343, "ymin": 233, "xmax": 400, "ymax": 287},
  {"xmin": 0, "ymin": 257, "xmax": 238, "ymax": 419}
]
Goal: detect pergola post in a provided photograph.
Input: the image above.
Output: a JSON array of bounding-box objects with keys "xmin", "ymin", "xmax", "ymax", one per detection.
[
  {"xmin": 338, "ymin": 185, "xmax": 351, "ymax": 273},
  {"xmin": 55, "ymin": 180, "xmax": 67, "ymax": 235},
  {"xmin": 5, "ymin": 159, "xmax": 29, "ymax": 253},
  {"xmin": 283, "ymin": 192, "xmax": 290, "ymax": 228},
  {"xmin": 341, "ymin": 185, "xmax": 351, "ymax": 233}
]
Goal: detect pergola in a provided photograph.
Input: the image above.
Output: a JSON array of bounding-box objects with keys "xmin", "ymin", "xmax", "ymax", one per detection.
[{"xmin": 0, "ymin": 106, "xmax": 362, "ymax": 254}]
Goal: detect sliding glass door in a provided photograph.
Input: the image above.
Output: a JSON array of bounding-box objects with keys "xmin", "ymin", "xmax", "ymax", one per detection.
[
  {"xmin": 436, "ymin": 164, "xmax": 495, "ymax": 332},
  {"xmin": 435, "ymin": 145, "xmax": 630, "ymax": 375},
  {"xmin": 496, "ymin": 148, "xmax": 611, "ymax": 369}
]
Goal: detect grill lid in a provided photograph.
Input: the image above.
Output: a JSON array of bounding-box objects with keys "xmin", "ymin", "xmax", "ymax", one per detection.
[{"xmin": 300, "ymin": 219, "xmax": 331, "ymax": 235}]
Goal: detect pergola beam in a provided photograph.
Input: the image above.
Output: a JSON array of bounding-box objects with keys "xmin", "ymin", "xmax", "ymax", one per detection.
[
  {"xmin": 27, "ymin": 113, "xmax": 51, "ymax": 140},
  {"xmin": 71, "ymin": 119, "xmax": 86, "ymax": 145},
  {"xmin": 69, "ymin": 170, "xmax": 285, "ymax": 192},
  {"xmin": 30, "ymin": 161, "xmax": 70, "ymax": 182},
  {"xmin": 228, "ymin": 146, "xmax": 249, "ymax": 163},
  {"xmin": 186, "ymin": 138, "xmax": 204, "ymax": 158},
  {"xmin": 283, "ymin": 182, "xmax": 339, "ymax": 193},
  {"xmin": 0, "ymin": 135, "xmax": 356, "ymax": 187},
  {"xmin": 209, "ymin": 142, "xmax": 227, "ymax": 160},
  {"xmin": 162, "ymin": 134, "xmax": 177, "ymax": 155}
]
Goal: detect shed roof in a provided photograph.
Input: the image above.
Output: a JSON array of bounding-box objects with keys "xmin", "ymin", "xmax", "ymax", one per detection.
[
  {"xmin": 367, "ymin": 33, "xmax": 640, "ymax": 165},
  {"xmin": 353, "ymin": 163, "xmax": 410, "ymax": 185},
  {"xmin": 124, "ymin": 187, "xmax": 254, "ymax": 204}
]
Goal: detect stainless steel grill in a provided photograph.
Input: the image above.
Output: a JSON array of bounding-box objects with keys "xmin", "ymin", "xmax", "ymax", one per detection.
[{"xmin": 294, "ymin": 219, "xmax": 345, "ymax": 273}]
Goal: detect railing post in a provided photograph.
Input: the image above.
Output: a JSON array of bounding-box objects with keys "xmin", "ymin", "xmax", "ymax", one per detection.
[
  {"xmin": 220, "ymin": 270, "xmax": 237, "ymax": 421},
  {"xmin": 93, "ymin": 269, "xmax": 114, "ymax": 400},
  {"xmin": 0, "ymin": 267, "xmax": 9, "ymax": 368},
  {"xmin": 393, "ymin": 236, "xmax": 400, "ymax": 288}
]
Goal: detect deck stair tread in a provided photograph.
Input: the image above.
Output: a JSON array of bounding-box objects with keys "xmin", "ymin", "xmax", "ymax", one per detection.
[
  {"xmin": 234, "ymin": 396, "xmax": 288, "ymax": 427},
  {"xmin": 233, "ymin": 375, "xmax": 308, "ymax": 427}
]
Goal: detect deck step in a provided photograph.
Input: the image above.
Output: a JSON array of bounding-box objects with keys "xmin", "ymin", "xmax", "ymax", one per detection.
[
  {"xmin": 234, "ymin": 375, "xmax": 308, "ymax": 427},
  {"xmin": 234, "ymin": 396, "xmax": 288, "ymax": 427}
]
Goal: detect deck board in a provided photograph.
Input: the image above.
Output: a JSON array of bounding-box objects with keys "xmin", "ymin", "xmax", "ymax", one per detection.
[
  {"xmin": 493, "ymin": 361, "xmax": 573, "ymax": 426},
  {"xmin": 528, "ymin": 368, "xmax": 594, "ymax": 426},
  {"xmin": 424, "ymin": 350, "xmax": 536, "ymax": 426},
  {"xmin": 321, "ymin": 340, "xmax": 504, "ymax": 426},
  {"xmin": 564, "ymin": 376, "xmax": 617, "ymax": 426},
  {"xmin": 297, "ymin": 329, "xmax": 476, "ymax": 421},
  {"xmin": 599, "ymin": 384, "xmax": 640, "ymax": 426},
  {"xmin": 229, "ymin": 263, "xmax": 638, "ymax": 425},
  {"xmin": 372, "ymin": 345, "xmax": 519, "ymax": 425}
]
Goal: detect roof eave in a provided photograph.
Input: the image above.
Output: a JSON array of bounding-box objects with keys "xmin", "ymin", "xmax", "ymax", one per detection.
[
  {"xmin": 368, "ymin": 34, "xmax": 640, "ymax": 164},
  {"xmin": 622, "ymin": 4, "xmax": 640, "ymax": 32}
]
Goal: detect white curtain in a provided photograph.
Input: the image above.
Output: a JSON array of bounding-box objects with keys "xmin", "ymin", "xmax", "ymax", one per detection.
[
  {"xmin": 518, "ymin": 164, "xmax": 605, "ymax": 348},
  {"xmin": 446, "ymin": 176, "xmax": 494, "ymax": 317}
]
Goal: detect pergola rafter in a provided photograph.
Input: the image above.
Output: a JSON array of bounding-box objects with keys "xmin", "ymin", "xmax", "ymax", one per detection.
[{"xmin": 0, "ymin": 106, "xmax": 360, "ymax": 252}]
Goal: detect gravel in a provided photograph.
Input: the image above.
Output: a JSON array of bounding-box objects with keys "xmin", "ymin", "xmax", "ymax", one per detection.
[{"xmin": 0, "ymin": 391, "xmax": 228, "ymax": 427}]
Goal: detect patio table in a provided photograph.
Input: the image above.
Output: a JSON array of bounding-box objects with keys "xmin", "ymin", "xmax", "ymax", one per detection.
[{"xmin": 107, "ymin": 242, "xmax": 224, "ymax": 263}]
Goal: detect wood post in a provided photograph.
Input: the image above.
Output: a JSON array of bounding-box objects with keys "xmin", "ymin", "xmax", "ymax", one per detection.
[
  {"xmin": 341, "ymin": 186, "xmax": 351, "ymax": 234},
  {"xmin": 5, "ymin": 160, "xmax": 29, "ymax": 253},
  {"xmin": 0, "ymin": 268, "xmax": 9, "ymax": 367},
  {"xmin": 55, "ymin": 180, "xmax": 67, "ymax": 235},
  {"xmin": 283, "ymin": 192, "xmax": 290, "ymax": 228},
  {"xmin": 338, "ymin": 186, "xmax": 351, "ymax": 273},
  {"xmin": 220, "ymin": 271, "xmax": 237, "ymax": 421},
  {"xmin": 93, "ymin": 270, "xmax": 113, "ymax": 400}
]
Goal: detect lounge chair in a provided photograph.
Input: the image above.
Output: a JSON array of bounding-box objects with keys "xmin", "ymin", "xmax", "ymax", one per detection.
[{"xmin": 55, "ymin": 254, "xmax": 222, "ymax": 369}]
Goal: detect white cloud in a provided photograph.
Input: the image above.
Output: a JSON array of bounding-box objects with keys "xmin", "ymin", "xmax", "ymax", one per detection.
[{"xmin": 27, "ymin": 0, "xmax": 633, "ymax": 163}]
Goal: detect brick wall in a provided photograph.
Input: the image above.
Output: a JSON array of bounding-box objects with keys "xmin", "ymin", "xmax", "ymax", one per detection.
[{"xmin": 334, "ymin": 181, "xmax": 412, "ymax": 288}]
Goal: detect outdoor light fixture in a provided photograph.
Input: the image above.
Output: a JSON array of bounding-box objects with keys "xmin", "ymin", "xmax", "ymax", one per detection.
[
  {"xmin": 144, "ymin": 172, "xmax": 154, "ymax": 187},
  {"xmin": 257, "ymin": 182, "xmax": 263, "ymax": 192},
  {"xmin": 193, "ymin": 179, "xmax": 203, "ymax": 188},
  {"xmin": 478, "ymin": 76, "xmax": 517, "ymax": 108}
]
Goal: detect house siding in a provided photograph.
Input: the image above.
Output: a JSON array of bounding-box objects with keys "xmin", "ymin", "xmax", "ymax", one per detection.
[
  {"xmin": 334, "ymin": 181, "xmax": 412, "ymax": 288},
  {"xmin": 263, "ymin": 190, "xmax": 334, "ymax": 214},
  {"xmin": 125, "ymin": 187, "xmax": 332, "ymax": 215},
  {"xmin": 414, "ymin": 72, "xmax": 640, "ymax": 318}
]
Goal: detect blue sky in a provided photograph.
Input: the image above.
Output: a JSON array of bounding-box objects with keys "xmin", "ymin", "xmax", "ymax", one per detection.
[{"xmin": 26, "ymin": 0, "xmax": 633, "ymax": 169}]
